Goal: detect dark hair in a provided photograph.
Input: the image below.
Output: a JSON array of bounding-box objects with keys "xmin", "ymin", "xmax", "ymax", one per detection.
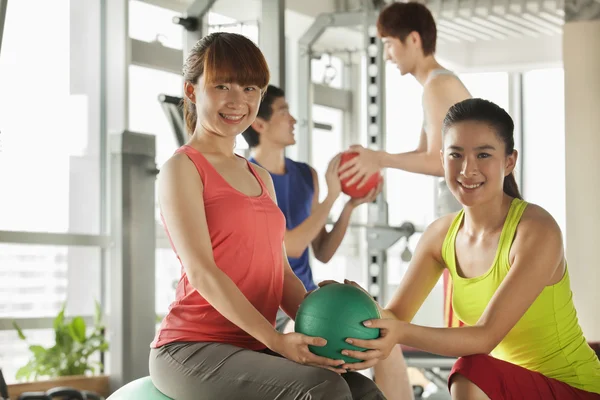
[
  {"xmin": 442, "ymin": 98, "xmax": 522, "ymax": 200},
  {"xmin": 241, "ymin": 84, "xmax": 285, "ymax": 148},
  {"xmin": 377, "ymin": 2, "xmax": 437, "ymax": 56},
  {"xmin": 182, "ymin": 32, "xmax": 270, "ymax": 136}
]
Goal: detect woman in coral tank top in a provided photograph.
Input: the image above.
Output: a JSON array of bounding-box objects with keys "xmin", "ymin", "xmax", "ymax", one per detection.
[{"xmin": 148, "ymin": 32, "xmax": 384, "ymax": 400}]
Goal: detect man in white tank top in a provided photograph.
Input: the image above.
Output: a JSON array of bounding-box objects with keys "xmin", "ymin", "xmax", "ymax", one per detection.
[
  {"xmin": 337, "ymin": 3, "xmax": 472, "ymax": 399},
  {"xmin": 339, "ymin": 3, "xmax": 471, "ymax": 219}
]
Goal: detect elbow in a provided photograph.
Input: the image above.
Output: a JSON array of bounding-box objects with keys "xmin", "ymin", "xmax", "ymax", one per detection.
[
  {"xmin": 315, "ymin": 252, "xmax": 333, "ymax": 264},
  {"xmin": 478, "ymin": 328, "xmax": 501, "ymax": 355}
]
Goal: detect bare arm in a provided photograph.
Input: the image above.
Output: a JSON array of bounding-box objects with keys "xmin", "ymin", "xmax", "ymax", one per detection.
[
  {"xmin": 158, "ymin": 154, "xmax": 279, "ymax": 348},
  {"xmin": 311, "ymin": 202, "xmax": 354, "ymax": 263},
  {"xmin": 256, "ymin": 167, "xmax": 307, "ymax": 320},
  {"xmin": 339, "ymin": 79, "xmax": 471, "ymax": 185},
  {"xmin": 385, "ymin": 215, "xmax": 452, "ymax": 321},
  {"xmin": 284, "ymin": 158, "xmax": 342, "ymax": 258},
  {"xmin": 344, "ymin": 207, "xmax": 566, "ymax": 366},
  {"xmin": 377, "ymin": 83, "xmax": 459, "ymax": 177}
]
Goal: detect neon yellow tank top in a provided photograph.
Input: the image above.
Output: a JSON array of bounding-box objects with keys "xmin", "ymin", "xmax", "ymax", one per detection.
[{"xmin": 442, "ymin": 198, "xmax": 600, "ymax": 394}]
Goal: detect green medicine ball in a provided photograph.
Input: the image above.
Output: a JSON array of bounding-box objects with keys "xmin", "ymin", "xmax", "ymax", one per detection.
[{"xmin": 295, "ymin": 283, "xmax": 381, "ymax": 363}]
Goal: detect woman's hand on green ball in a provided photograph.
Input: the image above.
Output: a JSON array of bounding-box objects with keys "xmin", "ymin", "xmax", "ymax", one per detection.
[
  {"xmin": 271, "ymin": 332, "xmax": 347, "ymax": 374},
  {"xmin": 339, "ymin": 318, "xmax": 402, "ymax": 371}
]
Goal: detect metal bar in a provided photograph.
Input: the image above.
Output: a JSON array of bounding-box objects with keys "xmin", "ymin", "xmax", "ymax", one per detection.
[
  {"xmin": 260, "ymin": 0, "xmax": 286, "ymax": 89},
  {"xmin": 452, "ymin": 17, "xmax": 509, "ymax": 40},
  {"xmin": 186, "ymin": 0, "xmax": 217, "ymax": 17},
  {"xmin": 437, "ymin": 19, "xmax": 495, "ymax": 41},
  {"xmin": 0, "ymin": 231, "xmax": 110, "ymax": 248},
  {"xmin": 297, "ymin": 42, "xmax": 312, "ymax": 163},
  {"xmin": 158, "ymin": 94, "xmax": 187, "ymax": 147},
  {"xmin": 363, "ymin": 9, "xmax": 389, "ymax": 304},
  {"xmin": 313, "ymin": 122, "xmax": 333, "ymax": 131},
  {"xmin": 313, "ymin": 84, "xmax": 353, "ymax": 111},
  {"xmin": 0, "ymin": 316, "xmax": 96, "ymax": 331},
  {"xmin": 297, "ymin": 10, "xmax": 377, "ymax": 164},
  {"xmin": 182, "ymin": 0, "xmax": 217, "ymax": 59},
  {"xmin": 508, "ymin": 72, "xmax": 524, "ymax": 191},
  {"xmin": 299, "ymin": 11, "xmax": 376, "ymax": 48},
  {"xmin": 504, "ymin": 13, "xmax": 560, "ymax": 35},
  {"xmin": 131, "ymin": 38, "xmax": 182, "ymax": 75},
  {"xmin": 0, "ymin": 0, "xmax": 7, "ymax": 59}
]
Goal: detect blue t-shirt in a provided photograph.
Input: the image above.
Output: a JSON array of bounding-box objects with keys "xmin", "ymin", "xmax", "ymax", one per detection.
[{"xmin": 249, "ymin": 157, "xmax": 317, "ymax": 291}]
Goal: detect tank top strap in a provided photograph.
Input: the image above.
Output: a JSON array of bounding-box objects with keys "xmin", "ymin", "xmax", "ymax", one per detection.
[
  {"xmin": 176, "ymin": 145, "xmax": 269, "ymax": 198},
  {"xmin": 497, "ymin": 198, "xmax": 529, "ymax": 267},
  {"xmin": 175, "ymin": 145, "xmax": 210, "ymax": 186},
  {"xmin": 442, "ymin": 209, "xmax": 465, "ymax": 278},
  {"xmin": 244, "ymin": 155, "xmax": 270, "ymax": 193},
  {"xmin": 425, "ymin": 68, "xmax": 457, "ymax": 85}
]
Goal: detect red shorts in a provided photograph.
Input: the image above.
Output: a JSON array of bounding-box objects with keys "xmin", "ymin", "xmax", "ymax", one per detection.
[{"xmin": 449, "ymin": 354, "xmax": 600, "ymax": 399}]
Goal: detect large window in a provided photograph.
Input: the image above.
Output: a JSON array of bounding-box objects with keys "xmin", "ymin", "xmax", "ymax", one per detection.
[
  {"xmin": 0, "ymin": 0, "xmax": 103, "ymax": 383},
  {"xmin": 382, "ymin": 65, "xmax": 439, "ymax": 323},
  {"xmin": 459, "ymin": 71, "xmax": 510, "ymax": 111},
  {"xmin": 0, "ymin": 0, "xmax": 100, "ymax": 235},
  {"xmin": 309, "ymin": 105, "xmax": 358, "ymax": 284},
  {"xmin": 522, "ymin": 68, "xmax": 565, "ymax": 234}
]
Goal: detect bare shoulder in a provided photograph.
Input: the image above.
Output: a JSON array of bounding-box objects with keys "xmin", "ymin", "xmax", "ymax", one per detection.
[
  {"xmin": 423, "ymin": 73, "xmax": 470, "ymax": 104},
  {"xmin": 516, "ymin": 202, "xmax": 563, "ymax": 242},
  {"xmin": 158, "ymin": 152, "xmax": 199, "ymax": 188}
]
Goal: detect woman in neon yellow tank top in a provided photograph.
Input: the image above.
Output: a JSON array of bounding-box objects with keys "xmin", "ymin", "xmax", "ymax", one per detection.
[{"xmin": 325, "ymin": 99, "xmax": 600, "ymax": 399}]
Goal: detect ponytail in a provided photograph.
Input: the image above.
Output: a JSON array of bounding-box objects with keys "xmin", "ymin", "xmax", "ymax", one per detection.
[
  {"xmin": 503, "ymin": 172, "xmax": 522, "ymax": 199},
  {"xmin": 183, "ymin": 96, "xmax": 197, "ymax": 136}
]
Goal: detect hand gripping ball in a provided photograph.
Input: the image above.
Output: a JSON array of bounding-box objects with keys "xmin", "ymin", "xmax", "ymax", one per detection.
[
  {"xmin": 339, "ymin": 151, "xmax": 383, "ymax": 198},
  {"xmin": 295, "ymin": 283, "xmax": 381, "ymax": 363}
]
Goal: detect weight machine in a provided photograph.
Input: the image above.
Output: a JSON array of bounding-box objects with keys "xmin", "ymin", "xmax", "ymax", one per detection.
[{"xmin": 297, "ymin": 6, "xmax": 455, "ymax": 398}]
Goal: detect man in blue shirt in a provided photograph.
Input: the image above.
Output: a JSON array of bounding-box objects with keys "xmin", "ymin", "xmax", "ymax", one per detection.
[{"xmin": 243, "ymin": 85, "xmax": 380, "ymax": 332}]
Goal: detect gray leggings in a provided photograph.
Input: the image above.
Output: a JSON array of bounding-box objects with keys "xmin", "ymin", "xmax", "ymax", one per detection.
[{"xmin": 149, "ymin": 341, "xmax": 386, "ymax": 400}]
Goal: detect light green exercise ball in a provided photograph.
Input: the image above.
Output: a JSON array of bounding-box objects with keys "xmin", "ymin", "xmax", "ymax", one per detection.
[
  {"xmin": 107, "ymin": 376, "xmax": 172, "ymax": 400},
  {"xmin": 295, "ymin": 283, "xmax": 381, "ymax": 363}
]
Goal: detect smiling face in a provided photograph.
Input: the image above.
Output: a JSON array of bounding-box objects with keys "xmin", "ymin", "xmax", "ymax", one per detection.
[
  {"xmin": 186, "ymin": 77, "xmax": 262, "ymax": 138},
  {"xmin": 441, "ymin": 121, "xmax": 517, "ymax": 207}
]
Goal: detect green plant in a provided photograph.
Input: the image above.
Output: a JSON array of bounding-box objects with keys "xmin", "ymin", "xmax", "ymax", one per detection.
[{"xmin": 12, "ymin": 301, "xmax": 109, "ymax": 381}]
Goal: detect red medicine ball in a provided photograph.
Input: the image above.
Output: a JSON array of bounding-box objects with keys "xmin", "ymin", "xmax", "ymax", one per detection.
[{"xmin": 339, "ymin": 151, "xmax": 383, "ymax": 198}]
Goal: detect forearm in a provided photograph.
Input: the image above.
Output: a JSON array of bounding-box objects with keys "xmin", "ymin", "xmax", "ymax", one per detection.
[
  {"xmin": 284, "ymin": 195, "xmax": 336, "ymax": 257},
  {"xmin": 314, "ymin": 203, "xmax": 354, "ymax": 263},
  {"xmin": 396, "ymin": 320, "xmax": 492, "ymax": 357},
  {"xmin": 379, "ymin": 150, "xmax": 444, "ymax": 177},
  {"xmin": 280, "ymin": 270, "xmax": 307, "ymax": 320},
  {"xmin": 189, "ymin": 265, "xmax": 279, "ymax": 349}
]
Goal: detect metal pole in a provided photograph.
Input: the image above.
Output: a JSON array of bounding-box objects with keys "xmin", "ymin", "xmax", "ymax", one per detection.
[
  {"xmin": 109, "ymin": 131, "xmax": 157, "ymax": 388},
  {"xmin": 363, "ymin": 9, "xmax": 389, "ymax": 304},
  {"xmin": 174, "ymin": 0, "xmax": 217, "ymax": 60},
  {"xmin": 0, "ymin": 0, "xmax": 8, "ymax": 59},
  {"xmin": 260, "ymin": 0, "xmax": 286, "ymax": 89}
]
